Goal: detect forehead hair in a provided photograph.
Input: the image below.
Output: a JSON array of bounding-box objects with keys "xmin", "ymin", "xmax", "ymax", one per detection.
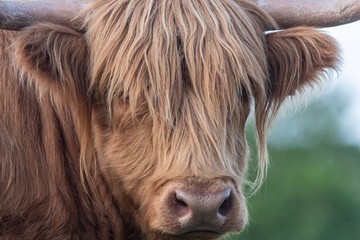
[{"xmin": 84, "ymin": 0, "xmax": 277, "ymax": 186}]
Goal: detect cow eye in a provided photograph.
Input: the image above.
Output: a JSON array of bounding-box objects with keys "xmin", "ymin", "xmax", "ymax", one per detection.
[
  {"xmin": 118, "ymin": 90, "xmax": 130, "ymax": 104},
  {"xmin": 238, "ymin": 86, "xmax": 249, "ymax": 102}
]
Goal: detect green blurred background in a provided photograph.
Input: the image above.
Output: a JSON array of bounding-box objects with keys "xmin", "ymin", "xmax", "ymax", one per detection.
[{"xmin": 224, "ymin": 89, "xmax": 360, "ymax": 240}]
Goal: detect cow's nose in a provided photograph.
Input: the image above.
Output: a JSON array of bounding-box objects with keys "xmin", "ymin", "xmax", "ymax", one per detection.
[{"xmin": 169, "ymin": 188, "xmax": 233, "ymax": 231}]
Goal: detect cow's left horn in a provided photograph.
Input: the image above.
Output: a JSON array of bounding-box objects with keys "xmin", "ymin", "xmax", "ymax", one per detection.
[
  {"xmin": 0, "ymin": 0, "xmax": 90, "ymax": 30},
  {"xmin": 258, "ymin": 0, "xmax": 360, "ymax": 28}
]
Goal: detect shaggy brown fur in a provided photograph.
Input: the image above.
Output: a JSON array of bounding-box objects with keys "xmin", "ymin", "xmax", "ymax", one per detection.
[{"xmin": 0, "ymin": 0, "xmax": 339, "ymax": 239}]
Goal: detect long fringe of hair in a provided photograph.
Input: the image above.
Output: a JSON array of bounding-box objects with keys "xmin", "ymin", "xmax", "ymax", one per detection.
[{"xmin": 82, "ymin": 0, "xmax": 279, "ymax": 192}]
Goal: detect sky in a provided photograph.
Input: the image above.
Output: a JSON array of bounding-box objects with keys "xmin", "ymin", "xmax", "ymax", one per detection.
[{"xmin": 325, "ymin": 21, "xmax": 360, "ymax": 146}]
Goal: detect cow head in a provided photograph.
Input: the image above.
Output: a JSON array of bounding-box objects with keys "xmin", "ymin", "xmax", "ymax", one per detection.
[{"xmin": 9, "ymin": 0, "xmax": 340, "ymax": 239}]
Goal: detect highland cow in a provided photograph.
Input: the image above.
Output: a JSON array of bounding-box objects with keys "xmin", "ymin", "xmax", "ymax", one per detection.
[{"xmin": 0, "ymin": 0, "xmax": 358, "ymax": 239}]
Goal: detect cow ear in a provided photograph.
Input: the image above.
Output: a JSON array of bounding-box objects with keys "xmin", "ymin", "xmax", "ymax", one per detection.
[
  {"xmin": 265, "ymin": 27, "xmax": 340, "ymax": 104},
  {"xmin": 14, "ymin": 23, "xmax": 89, "ymax": 100}
]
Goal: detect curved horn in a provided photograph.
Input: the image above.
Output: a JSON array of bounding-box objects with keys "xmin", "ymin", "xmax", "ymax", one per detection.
[
  {"xmin": 0, "ymin": 0, "xmax": 89, "ymax": 30},
  {"xmin": 258, "ymin": 0, "xmax": 360, "ymax": 28},
  {"xmin": 2, "ymin": 0, "xmax": 360, "ymax": 30}
]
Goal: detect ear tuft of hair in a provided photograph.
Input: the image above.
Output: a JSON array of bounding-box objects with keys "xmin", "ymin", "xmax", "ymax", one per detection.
[
  {"xmin": 14, "ymin": 23, "xmax": 89, "ymax": 99},
  {"xmin": 266, "ymin": 27, "xmax": 340, "ymax": 106}
]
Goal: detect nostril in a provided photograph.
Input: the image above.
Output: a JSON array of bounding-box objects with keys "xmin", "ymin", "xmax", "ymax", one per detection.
[
  {"xmin": 175, "ymin": 197, "xmax": 188, "ymax": 208},
  {"xmin": 172, "ymin": 192, "xmax": 190, "ymax": 217},
  {"xmin": 218, "ymin": 194, "xmax": 233, "ymax": 217}
]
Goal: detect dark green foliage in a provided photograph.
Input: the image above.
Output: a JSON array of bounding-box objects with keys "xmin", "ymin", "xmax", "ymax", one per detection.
[{"xmin": 235, "ymin": 145, "xmax": 360, "ymax": 240}]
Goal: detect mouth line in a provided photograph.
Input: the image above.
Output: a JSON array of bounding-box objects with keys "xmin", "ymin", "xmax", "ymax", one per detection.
[
  {"xmin": 189, "ymin": 230, "xmax": 216, "ymax": 232},
  {"xmin": 181, "ymin": 230, "xmax": 222, "ymax": 236}
]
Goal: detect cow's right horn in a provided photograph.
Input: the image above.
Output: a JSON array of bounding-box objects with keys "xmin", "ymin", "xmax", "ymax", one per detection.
[{"xmin": 0, "ymin": 0, "xmax": 90, "ymax": 30}]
